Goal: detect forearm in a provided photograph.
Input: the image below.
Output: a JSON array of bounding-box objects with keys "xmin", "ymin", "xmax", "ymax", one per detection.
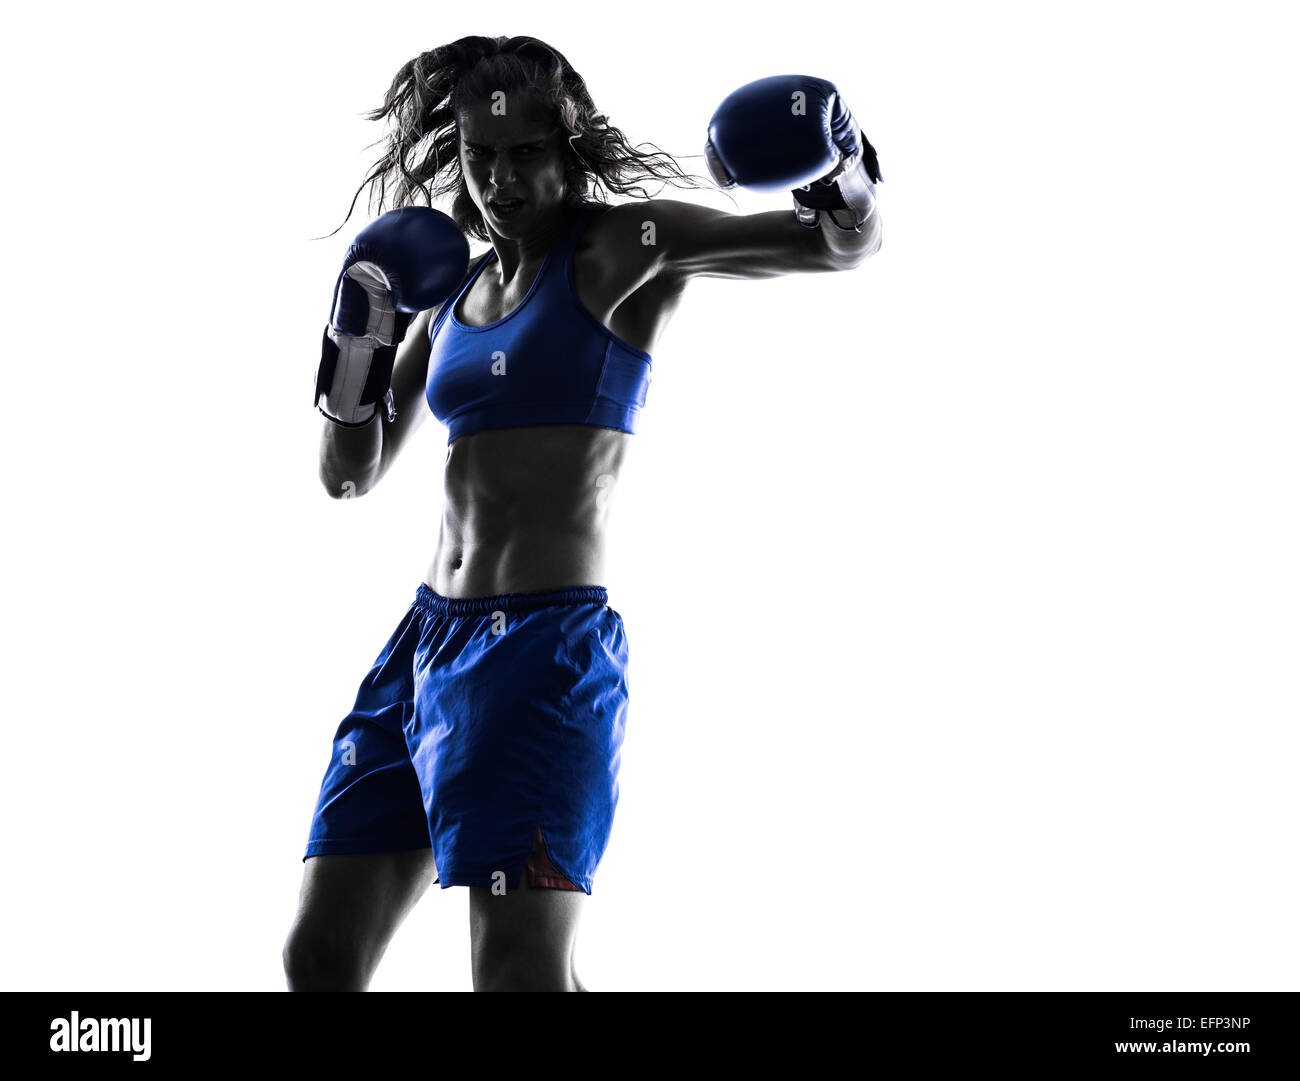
[
  {"xmin": 818, "ymin": 206, "xmax": 882, "ymax": 268},
  {"xmin": 319, "ymin": 416, "xmax": 382, "ymax": 498},
  {"xmin": 312, "ymin": 207, "xmax": 468, "ymax": 497}
]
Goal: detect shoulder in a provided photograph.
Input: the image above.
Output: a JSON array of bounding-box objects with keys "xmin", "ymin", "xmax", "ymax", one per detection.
[
  {"xmin": 580, "ymin": 198, "xmax": 717, "ymax": 239},
  {"xmin": 575, "ymin": 199, "xmax": 718, "ymax": 283},
  {"xmin": 588, "ymin": 199, "xmax": 738, "ymax": 262},
  {"xmin": 448, "ymin": 249, "xmax": 491, "ymax": 299},
  {"xmin": 572, "ymin": 201, "xmax": 649, "ymax": 273}
]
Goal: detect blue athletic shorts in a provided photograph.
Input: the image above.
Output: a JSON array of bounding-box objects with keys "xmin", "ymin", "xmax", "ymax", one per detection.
[{"xmin": 302, "ymin": 583, "xmax": 629, "ymax": 894}]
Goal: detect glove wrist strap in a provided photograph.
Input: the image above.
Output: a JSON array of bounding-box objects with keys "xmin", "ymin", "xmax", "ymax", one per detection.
[{"xmin": 791, "ymin": 148, "xmax": 878, "ymax": 233}]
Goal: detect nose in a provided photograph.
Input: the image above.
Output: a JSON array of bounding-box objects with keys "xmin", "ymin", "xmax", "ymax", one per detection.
[{"xmin": 489, "ymin": 153, "xmax": 517, "ymax": 187}]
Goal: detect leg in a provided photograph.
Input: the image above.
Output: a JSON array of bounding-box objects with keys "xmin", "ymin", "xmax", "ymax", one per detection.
[
  {"xmin": 469, "ymin": 873, "xmax": 588, "ymax": 992},
  {"xmin": 283, "ymin": 848, "xmax": 437, "ymax": 991},
  {"xmin": 470, "ymin": 828, "xmax": 588, "ymax": 992}
]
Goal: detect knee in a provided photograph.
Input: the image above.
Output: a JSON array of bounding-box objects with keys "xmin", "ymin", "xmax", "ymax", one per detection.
[{"xmin": 282, "ymin": 925, "xmax": 368, "ymax": 992}]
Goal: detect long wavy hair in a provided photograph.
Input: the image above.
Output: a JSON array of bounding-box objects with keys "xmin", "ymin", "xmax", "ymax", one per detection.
[{"xmin": 321, "ymin": 35, "xmax": 707, "ymax": 241}]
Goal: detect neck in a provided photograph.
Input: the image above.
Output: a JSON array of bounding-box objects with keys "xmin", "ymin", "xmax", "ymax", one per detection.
[{"xmin": 486, "ymin": 204, "xmax": 578, "ymax": 280}]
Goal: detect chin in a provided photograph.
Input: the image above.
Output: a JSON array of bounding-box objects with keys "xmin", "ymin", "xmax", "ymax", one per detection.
[
  {"xmin": 483, "ymin": 198, "xmax": 569, "ymax": 237},
  {"xmin": 481, "ymin": 205, "xmax": 523, "ymax": 234}
]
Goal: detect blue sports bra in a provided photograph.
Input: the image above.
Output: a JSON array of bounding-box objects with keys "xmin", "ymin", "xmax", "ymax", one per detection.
[{"xmin": 425, "ymin": 203, "xmax": 653, "ymax": 443}]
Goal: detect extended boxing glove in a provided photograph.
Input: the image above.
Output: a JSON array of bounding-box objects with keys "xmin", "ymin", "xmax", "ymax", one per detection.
[
  {"xmin": 315, "ymin": 207, "xmax": 470, "ymax": 427},
  {"xmin": 704, "ymin": 74, "xmax": 881, "ymax": 232}
]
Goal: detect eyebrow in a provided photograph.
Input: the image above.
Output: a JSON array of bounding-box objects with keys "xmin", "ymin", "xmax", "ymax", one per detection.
[{"xmin": 462, "ymin": 137, "xmax": 549, "ymax": 150}]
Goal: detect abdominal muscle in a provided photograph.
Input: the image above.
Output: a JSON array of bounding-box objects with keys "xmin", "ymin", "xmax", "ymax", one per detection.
[{"xmin": 426, "ymin": 424, "xmax": 631, "ymax": 598}]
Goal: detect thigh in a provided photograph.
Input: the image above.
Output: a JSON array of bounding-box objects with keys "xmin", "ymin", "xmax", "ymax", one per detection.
[
  {"xmin": 469, "ymin": 881, "xmax": 586, "ymax": 992},
  {"xmin": 286, "ymin": 848, "xmax": 437, "ymax": 985}
]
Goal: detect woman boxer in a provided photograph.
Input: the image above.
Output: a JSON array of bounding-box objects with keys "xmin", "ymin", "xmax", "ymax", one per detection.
[{"xmin": 284, "ymin": 35, "xmax": 881, "ymax": 992}]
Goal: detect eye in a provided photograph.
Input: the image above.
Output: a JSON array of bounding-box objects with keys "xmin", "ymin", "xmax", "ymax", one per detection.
[{"xmin": 463, "ymin": 145, "xmax": 490, "ymax": 160}]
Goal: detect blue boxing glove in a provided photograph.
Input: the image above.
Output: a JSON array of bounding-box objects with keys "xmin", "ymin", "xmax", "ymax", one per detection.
[
  {"xmin": 704, "ymin": 74, "xmax": 881, "ymax": 232},
  {"xmin": 315, "ymin": 207, "xmax": 469, "ymax": 427}
]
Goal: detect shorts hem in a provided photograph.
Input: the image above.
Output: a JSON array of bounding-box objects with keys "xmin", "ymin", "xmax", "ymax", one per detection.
[
  {"xmin": 436, "ymin": 862, "xmax": 594, "ymax": 895},
  {"xmin": 303, "ymin": 836, "xmax": 432, "ymax": 862}
]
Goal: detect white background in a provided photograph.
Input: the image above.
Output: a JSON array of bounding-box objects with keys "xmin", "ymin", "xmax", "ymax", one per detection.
[{"xmin": 2, "ymin": 0, "xmax": 1296, "ymax": 991}]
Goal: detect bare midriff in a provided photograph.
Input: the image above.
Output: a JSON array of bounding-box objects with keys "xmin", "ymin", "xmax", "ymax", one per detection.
[{"xmin": 426, "ymin": 423, "xmax": 632, "ymax": 598}]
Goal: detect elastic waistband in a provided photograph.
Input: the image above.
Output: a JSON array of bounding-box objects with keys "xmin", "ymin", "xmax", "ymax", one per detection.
[{"xmin": 415, "ymin": 582, "xmax": 608, "ymax": 618}]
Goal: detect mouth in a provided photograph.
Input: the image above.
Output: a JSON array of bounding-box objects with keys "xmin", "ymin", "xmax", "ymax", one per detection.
[{"xmin": 487, "ymin": 197, "xmax": 525, "ymax": 219}]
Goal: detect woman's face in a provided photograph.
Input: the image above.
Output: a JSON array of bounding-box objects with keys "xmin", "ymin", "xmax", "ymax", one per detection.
[{"xmin": 457, "ymin": 92, "xmax": 568, "ymax": 239}]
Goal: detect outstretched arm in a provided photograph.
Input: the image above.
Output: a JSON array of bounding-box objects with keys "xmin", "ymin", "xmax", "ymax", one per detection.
[
  {"xmin": 606, "ymin": 73, "xmax": 882, "ymax": 284},
  {"xmin": 635, "ymin": 198, "xmax": 881, "ymax": 281}
]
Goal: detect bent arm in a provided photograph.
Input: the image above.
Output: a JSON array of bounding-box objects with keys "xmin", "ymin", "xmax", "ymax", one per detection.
[
  {"xmin": 319, "ymin": 305, "xmax": 434, "ymax": 498},
  {"xmin": 643, "ymin": 198, "xmax": 881, "ymax": 282}
]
